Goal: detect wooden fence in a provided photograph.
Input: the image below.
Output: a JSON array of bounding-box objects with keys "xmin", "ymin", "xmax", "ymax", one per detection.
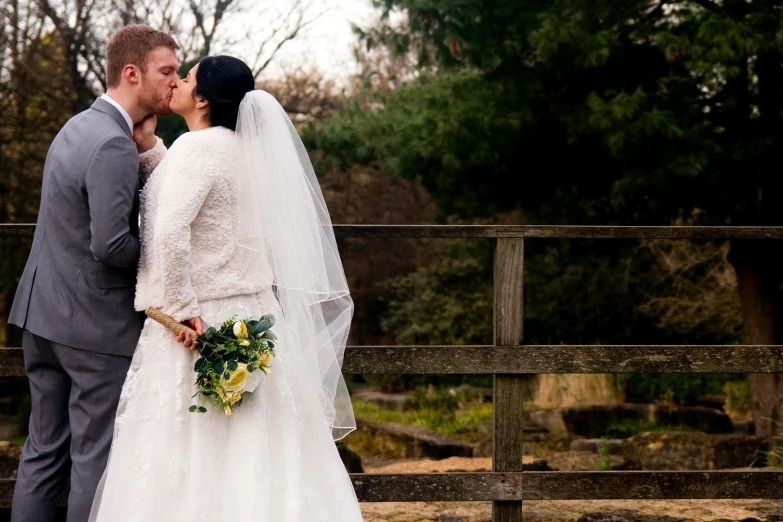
[{"xmin": 3, "ymin": 223, "xmax": 783, "ymax": 522}]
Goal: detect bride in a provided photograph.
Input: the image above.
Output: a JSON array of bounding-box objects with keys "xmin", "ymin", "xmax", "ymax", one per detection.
[{"xmin": 89, "ymin": 55, "xmax": 364, "ymax": 521}]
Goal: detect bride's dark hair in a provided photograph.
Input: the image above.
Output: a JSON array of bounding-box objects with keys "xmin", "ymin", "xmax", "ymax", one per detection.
[{"xmin": 195, "ymin": 55, "xmax": 255, "ymax": 131}]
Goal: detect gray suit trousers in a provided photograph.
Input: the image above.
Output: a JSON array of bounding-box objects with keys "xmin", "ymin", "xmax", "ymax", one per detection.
[{"xmin": 11, "ymin": 330, "xmax": 131, "ymax": 522}]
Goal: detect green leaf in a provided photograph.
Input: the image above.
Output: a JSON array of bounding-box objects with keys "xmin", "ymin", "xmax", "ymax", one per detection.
[
  {"xmin": 189, "ymin": 405, "xmax": 198, "ymax": 412},
  {"xmin": 214, "ymin": 362, "xmax": 225, "ymax": 375},
  {"xmin": 262, "ymin": 330, "xmax": 278, "ymax": 341},
  {"xmin": 226, "ymin": 359, "xmax": 238, "ymax": 371},
  {"xmin": 260, "ymin": 314, "xmax": 276, "ymax": 328},
  {"xmin": 254, "ymin": 320, "xmax": 270, "ymax": 335},
  {"xmin": 194, "ymin": 358, "xmax": 206, "ymax": 373},
  {"xmin": 198, "ymin": 406, "xmax": 207, "ymax": 413}
]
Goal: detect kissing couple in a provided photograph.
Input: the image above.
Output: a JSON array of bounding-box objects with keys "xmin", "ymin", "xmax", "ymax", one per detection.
[{"xmin": 9, "ymin": 24, "xmax": 363, "ymax": 522}]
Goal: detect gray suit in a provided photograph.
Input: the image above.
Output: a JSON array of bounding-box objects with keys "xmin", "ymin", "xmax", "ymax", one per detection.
[{"xmin": 9, "ymin": 98, "xmax": 144, "ymax": 521}]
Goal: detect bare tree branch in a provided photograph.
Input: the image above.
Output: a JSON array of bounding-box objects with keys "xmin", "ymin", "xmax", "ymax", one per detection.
[{"xmin": 253, "ymin": 3, "xmax": 328, "ymax": 77}]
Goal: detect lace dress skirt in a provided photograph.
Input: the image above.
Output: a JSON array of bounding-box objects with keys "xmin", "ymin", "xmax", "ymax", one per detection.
[{"xmin": 88, "ymin": 290, "xmax": 364, "ymax": 522}]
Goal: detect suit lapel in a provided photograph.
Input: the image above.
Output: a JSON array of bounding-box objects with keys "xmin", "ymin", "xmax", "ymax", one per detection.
[{"xmin": 90, "ymin": 98, "xmax": 133, "ymax": 140}]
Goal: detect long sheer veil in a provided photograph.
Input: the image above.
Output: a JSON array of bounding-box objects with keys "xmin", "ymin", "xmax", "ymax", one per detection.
[{"xmin": 234, "ymin": 90, "xmax": 355, "ymax": 440}]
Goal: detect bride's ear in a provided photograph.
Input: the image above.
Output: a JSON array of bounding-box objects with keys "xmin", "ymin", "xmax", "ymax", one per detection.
[{"xmin": 195, "ymin": 96, "xmax": 209, "ymax": 110}]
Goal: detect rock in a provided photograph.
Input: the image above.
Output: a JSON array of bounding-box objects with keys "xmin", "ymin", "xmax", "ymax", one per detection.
[
  {"xmin": 545, "ymin": 451, "xmax": 628, "ymax": 471},
  {"xmin": 352, "ymin": 389, "xmax": 408, "ymax": 410},
  {"xmin": 336, "ymin": 442, "xmax": 364, "ymax": 473},
  {"xmin": 524, "ymin": 409, "xmax": 567, "ymax": 435},
  {"xmin": 350, "ymin": 419, "xmax": 474, "ymax": 459},
  {"xmin": 695, "ymin": 394, "xmax": 726, "ymax": 410},
  {"xmin": 529, "ymin": 404, "xmax": 652, "ymax": 438},
  {"xmin": 621, "ymin": 431, "xmax": 767, "ymax": 470},
  {"xmin": 528, "ymin": 404, "xmax": 735, "ymax": 438},
  {"xmin": 733, "ymin": 420, "xmax": 755, "ymax": 435},
  {"xmin": 570, "ymin": 438, "xmax": 624, "ymax": 454},
  {"xmin": 522, "ymin": 431, "xmax": 575, "ymax": 456},
  {"xmin": 654, "ymin": 405, "xmax": 733, "ymax": 434},
  {"xmin": 521, "ymin": 458, "xmax": 553, "ymax": 471}
]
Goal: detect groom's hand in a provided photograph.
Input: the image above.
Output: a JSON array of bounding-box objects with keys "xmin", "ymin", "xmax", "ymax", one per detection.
[
  {"xmin": 133, "ymin": 114, "xmax": 157, "ymax": 153},
  {"xmin": 176, "ymin": 317, "xmax": 203, "ymax": 350}
]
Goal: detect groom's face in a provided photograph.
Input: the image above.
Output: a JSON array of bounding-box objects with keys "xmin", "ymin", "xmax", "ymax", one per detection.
[{"xmin": 138, "ymin": 46, "xmax": 179, "ymax": 116}]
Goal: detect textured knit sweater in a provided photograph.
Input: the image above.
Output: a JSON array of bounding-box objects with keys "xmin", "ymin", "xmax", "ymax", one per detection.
[{"xmin": 134, "ymin": 127, "xmax": 265, "ymax": 322}]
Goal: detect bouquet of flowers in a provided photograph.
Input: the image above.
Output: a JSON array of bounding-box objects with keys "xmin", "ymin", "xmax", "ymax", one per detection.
[{"xmin": 146, "ymin": 308, "xmax": 277, "ymax": 416}]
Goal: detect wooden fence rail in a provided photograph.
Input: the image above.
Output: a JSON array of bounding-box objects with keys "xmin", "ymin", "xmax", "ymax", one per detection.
[
  {"xmin": 3, "ymin": 345, "xmax": 783, "ymax": 375},
  {"xmin": 2, "ymin": 223, "xmax": 782, "ymax": 521},
  {"xmin": 5, "ymin": 223, "xmax": 783, "ymax": 239},
  {"xmin": 0, "ymin": 470, "xmax": 782, "ymax": 506}
]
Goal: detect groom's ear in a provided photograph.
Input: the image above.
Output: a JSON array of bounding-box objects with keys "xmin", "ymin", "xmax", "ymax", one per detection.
[{"xmin": 123, "ymin": 64, "xmax": 141, "ymax": 85}]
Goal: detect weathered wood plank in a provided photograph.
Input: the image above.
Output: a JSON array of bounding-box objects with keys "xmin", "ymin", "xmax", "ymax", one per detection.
[
  {"xmin": 493, "ymin": 238, "xmax": 525, "ymax": 522},
  {"xmin": 342, "ymin": 345, "xmax": 783, "ymax": 374},
  {"xmin": 4, "ymin": 345, "xmax": 783, "ymax": 375},
  {"xmin": 355, "ymin": 471, "xmax": 783, "ymax": 501},
  {"xmin": 494, "ymin": 239, "xmax": 525, "ymax": 347},
  {"xmin": 1, "ymin": 472, "xmax": 783, "ymax": 505},
  {"xmin": 5, "ymin": 223, "xmax": 783, "ymax": 239},
  {"xmin": 354, "ymin": 471, "xmax": 783, "ymax": 501},
  {"xmin": 336, "ymin": 225, "xmax": 783, "ymax": 239},
  {"xmin": 502, "ymin": 226, "xmax": 783, "ymax": 239}
]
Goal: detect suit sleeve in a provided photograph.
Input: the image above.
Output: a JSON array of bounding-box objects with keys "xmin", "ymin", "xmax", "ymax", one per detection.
[
  {"xmin": 152, "ymin": 150, "xmax": 216, "ymax": 322},
  {"xmin": 85, "ymin": 135, "xmax": 140, "ymax": 268}
]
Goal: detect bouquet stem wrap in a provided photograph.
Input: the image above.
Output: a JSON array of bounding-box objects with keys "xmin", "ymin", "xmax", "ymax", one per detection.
[{"xmin": 145, "ymin": 307, "xmax": 198, "ymax": 339}]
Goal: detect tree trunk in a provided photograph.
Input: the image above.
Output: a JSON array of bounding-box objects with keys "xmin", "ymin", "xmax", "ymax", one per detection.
[
  {"xmin": 532, "ymin": 374, "xmax": 623, "ymax": 409},
  {"xmin": 730, "ymin": 239, "xmax": 783, "ymax": 445}
]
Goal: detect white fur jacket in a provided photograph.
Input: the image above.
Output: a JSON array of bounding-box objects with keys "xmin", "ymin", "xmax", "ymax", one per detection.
[{"xmin": 134, "ymin": 127, "xmax": 264, "ymax": 322}]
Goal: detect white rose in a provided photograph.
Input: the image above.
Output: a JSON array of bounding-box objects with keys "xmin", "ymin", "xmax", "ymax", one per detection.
[
  {"xmin": 221, "ymin": 363, "xmax": 250, "ymax": 393},
  {"xmin": 220, "ymin": 362, "xmax": 262, "ymax": 395},
  {"xmin": 232, "ymin": 321, "xmax": 248, "ymax": 339},
  {"xmin": 239, "ymin": 339, "xmax": 250, "ymax": 346}
]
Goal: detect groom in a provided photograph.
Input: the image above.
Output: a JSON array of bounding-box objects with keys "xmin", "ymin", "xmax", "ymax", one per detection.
[{"xmin": 8, "ymin": 25, "xmax": 179, "ymax": 521}]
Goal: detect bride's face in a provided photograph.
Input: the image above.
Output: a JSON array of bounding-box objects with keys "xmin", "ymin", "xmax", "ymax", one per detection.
[{"xmin": 169, "ymin": 63, "xmax": 207, "ymax": 117}]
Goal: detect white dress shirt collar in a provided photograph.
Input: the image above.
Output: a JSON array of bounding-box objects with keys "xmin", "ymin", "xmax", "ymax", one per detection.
[{"xmin": 100, "ymin": 93, "xmax": 133, "ymax": 135}]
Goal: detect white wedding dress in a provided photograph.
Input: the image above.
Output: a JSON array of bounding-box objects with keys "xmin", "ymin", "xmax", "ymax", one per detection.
[{"xmin": 89, "ymin": 127, "xmax": 365, "ymax": 521}]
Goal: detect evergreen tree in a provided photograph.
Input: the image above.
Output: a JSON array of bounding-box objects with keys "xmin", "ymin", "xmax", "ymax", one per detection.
[{"xmin": 307, "ymin": 0, "xmax": 783, "ymax": 440}]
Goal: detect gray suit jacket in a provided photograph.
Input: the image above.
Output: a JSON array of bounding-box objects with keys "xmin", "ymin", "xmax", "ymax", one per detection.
[{"xmin": 9, "ymin": 98, "xmax": 144, "ymax": 356}]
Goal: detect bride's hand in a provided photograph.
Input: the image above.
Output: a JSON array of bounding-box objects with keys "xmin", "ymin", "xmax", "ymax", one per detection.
[
  {"xmin": 133, "ymin": 114, "xmax": 157, "ymax": 153},
  {"xmin": 176, "ymin": 317, "xmax": 203, "ymax": 351}
]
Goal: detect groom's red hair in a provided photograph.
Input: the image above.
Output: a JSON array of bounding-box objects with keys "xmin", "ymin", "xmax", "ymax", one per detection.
[{"xmin": 106, "ymin": 25, "xmax": 179, "ymax": 88}]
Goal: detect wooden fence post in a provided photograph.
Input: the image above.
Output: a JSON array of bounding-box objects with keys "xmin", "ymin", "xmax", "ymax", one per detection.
[{"xmin": 493, "ymin": 238, "xmax": 525, "ymax": 522}]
